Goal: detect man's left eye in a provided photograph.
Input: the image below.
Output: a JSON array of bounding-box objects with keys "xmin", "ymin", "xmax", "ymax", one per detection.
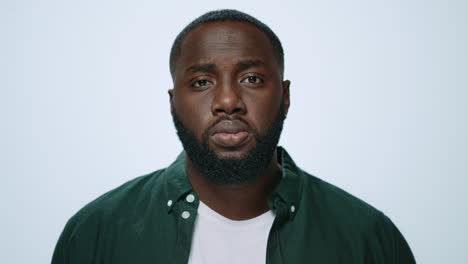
[{"xmin": 241, "ymin": 76, "xmax": 263, "ymax": 84}]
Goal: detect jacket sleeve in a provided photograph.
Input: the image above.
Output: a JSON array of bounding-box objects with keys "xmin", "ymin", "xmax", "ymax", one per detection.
[
  {"xmin": 51, "ymin": 214, "xmax": 98, "ymax": 264},
  {"xmin": 372, "ymin": 212, "xmax": 416, "ymax": 264},
  {"xmin": 51, "ymin": 216, "xmax": 77, "ymax": 264}
]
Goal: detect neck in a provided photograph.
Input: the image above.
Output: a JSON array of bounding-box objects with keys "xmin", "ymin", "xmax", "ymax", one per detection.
[{"xmin": 185, "ymin": 149, "xmax": 281, "ymax": 220}]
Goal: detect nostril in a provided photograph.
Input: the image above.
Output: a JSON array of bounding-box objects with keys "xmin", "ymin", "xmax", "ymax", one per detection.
[
  {"xmin": 214, "ymin": 108, "xmax": 225, "ymax": 114},
  {"xmin": 232, "ymin": 106, "xmax": 243, "ymax": 114},
  {"xmin": 214, "ymin": 104, "xmax": 244, "ymax": 115}
]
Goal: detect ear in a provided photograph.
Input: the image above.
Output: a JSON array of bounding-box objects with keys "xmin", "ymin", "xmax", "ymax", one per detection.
[
  {"xmin": 282, "ymin": 80, "xmax": 291, "ymax": 117},
  {"xmin": 168, "ymin": 88, "xmax": 174, "ymax": 100},
  {"xmin": 168, "ymin": 88, "xmax": 174, "ymax": 113}
]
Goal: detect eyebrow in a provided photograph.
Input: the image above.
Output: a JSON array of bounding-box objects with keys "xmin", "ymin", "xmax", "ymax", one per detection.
[
  {"xmin": 186, "ymin": 63, "xmax": 216, "ymax": 73},
  {"xmin": 237, "ymin": 60, "xmax": 264, "ymax": 68}
]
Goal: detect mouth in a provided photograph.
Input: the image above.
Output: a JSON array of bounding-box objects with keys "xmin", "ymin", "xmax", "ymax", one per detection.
[
  {"xmin": 211, "ymin": 131, "xmax": 251, "ymax": 148},
  {"xmin": 209, "ymin": 120, "xmax": 252, "ymax": 148}
]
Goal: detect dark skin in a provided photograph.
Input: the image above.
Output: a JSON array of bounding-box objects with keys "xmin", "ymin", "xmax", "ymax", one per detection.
[{"xmin": 169, "ymin": 21, "xmax": 291, "ymax": 220}]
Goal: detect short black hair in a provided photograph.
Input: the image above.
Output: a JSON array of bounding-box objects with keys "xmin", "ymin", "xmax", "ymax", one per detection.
[{"xmin": 169, "ymin": 9, "xmax": 284, "ymax": 78}]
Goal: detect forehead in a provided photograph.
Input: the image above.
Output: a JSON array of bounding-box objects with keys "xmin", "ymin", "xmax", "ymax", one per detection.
[{"xmin": 175, "ymin": 21, "xmax": 278, "ymax": 74}]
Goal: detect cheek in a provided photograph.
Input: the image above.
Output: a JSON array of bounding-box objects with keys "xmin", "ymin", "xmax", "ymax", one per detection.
[
  {"xmin": 173, "ymin": 91, "xmax": 213, "ymax": 135},
  {"xmin": 243, "ymin": 89, "xmax": 283, "ymax": 133}
]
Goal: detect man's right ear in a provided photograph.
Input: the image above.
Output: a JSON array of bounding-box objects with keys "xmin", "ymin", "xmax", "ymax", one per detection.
[
  {"xmin": 168, "ymin": 89, "xmax": 174, "ymax": 113},
  {"xmin": 168, "ymin": 89, "xmax": 174, "ymax": 100},
  {"xmin": 167, "ymin": 88, "xmax": 174, "ymax": 104}
]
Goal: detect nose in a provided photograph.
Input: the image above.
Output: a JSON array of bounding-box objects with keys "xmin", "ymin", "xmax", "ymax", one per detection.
[{"xmin": 211, "ymin": 81, "xmax": 246, "ymax": 116}]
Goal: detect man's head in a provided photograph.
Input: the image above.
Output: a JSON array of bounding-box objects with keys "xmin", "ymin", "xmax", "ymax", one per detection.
[
  {"xmin": 168, "ymin": 9, "xmax": 290, "ymax": 185},
  {"xmin": 169, "ymin": 9, "xmax": 285, "ymax": 78}
]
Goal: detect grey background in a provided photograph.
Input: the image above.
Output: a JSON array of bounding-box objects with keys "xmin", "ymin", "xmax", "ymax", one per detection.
[{"xmin": 2, "ymin": 0, "xmax": 467, "ymax": 263}]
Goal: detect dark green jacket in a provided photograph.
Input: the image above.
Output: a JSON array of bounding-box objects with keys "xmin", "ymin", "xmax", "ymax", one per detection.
[{"xmin": 52, "ymin": 147, "xmax": 415, "ymax": 263}]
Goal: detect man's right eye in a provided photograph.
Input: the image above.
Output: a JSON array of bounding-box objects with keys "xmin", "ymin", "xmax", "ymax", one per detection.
[{"xmin": 192, "ymin": 79, "xmax": 212, "ymax": 88}]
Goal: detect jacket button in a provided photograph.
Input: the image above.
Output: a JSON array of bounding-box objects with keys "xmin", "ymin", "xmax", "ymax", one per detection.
[
  {"xmin": 186, "ymin": 194, "xmax": 195, "ymax": 203},
  {"xmin": 167, "ymin": 200, "xmax": 173, "ymax": 207},
  {"xmin": 182, "ymin": 211, "xmax": 190, "ymax": 219}
]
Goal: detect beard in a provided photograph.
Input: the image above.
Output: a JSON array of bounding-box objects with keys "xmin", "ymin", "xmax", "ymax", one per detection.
[{"xmin": 171, "ymin": 104, "xmax": 286, "ymax": 185}]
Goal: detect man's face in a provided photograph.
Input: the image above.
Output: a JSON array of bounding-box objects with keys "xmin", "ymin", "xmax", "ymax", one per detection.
[{"xmin": 169, "ymin": 21, "xmax": 290, "ymax": 184}]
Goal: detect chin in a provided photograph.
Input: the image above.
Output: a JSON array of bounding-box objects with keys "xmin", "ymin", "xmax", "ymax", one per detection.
[
  {"xmin": 214, "ymin": 150, "xmax": 249, "ymax": 160},
  {"xmin": 210, "ymin": 141, "xmax": 255, "ymax": 161}
]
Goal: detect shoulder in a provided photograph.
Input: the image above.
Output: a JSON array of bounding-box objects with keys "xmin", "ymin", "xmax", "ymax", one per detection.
[
  {"xmin": 301, "ymin": 170, "xmax": 381, "ymax": 219},
  {"xmin": 74, "ymin": 169, "xmax": 166, "ymax": 222},
  {"xmin": 61, "ymin": 168, "xmax": 168, "ymax": 242},
  {"xmin": 298, "ymin": 169, "xmax": 394, "ymax": 236},
  {"xmin": 297, "ymin": 170, "xmax": 415, "ymax": 262},
  {"xmin": 52, "ymin": 169, "xmax": 169, "ymax": 263}
]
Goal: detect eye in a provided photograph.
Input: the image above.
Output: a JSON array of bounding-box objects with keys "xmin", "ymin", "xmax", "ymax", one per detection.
[
  {"xmin": 192, "ymin": 79, "xmax": 213, "ymax": 88},
  {"xmin": 241, "ymin": 76, "xmax": 263, "ymax": 84}
]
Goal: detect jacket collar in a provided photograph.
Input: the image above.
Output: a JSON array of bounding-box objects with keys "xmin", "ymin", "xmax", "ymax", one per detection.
[
  {"xmin": 269, "ymin": 147, "xmax": 304, "ymax": 218},
  {"xmin": 162, "ymin": 146, "xmax": 304, "ymax": 218}
]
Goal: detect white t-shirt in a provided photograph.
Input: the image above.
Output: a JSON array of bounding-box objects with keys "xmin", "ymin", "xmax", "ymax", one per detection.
[{"xmin": 188, "ymin": 200, "xmax": 276, "ymax": 264}]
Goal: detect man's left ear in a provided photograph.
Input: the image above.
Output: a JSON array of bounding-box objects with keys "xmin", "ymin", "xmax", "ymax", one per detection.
[{"xmin": 282, "ymin": 80, "xmax": 291, "ymax": 117}]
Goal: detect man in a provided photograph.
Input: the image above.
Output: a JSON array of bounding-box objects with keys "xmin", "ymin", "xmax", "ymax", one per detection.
[{"xmin": 52, "ymin": 9, "xmax": 415, "ymax": 264}]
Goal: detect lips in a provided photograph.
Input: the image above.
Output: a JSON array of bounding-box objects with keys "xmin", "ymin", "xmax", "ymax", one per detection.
[{"xmin": 209, "ymin": 120, "xmax": 251, "ymax": 148}]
